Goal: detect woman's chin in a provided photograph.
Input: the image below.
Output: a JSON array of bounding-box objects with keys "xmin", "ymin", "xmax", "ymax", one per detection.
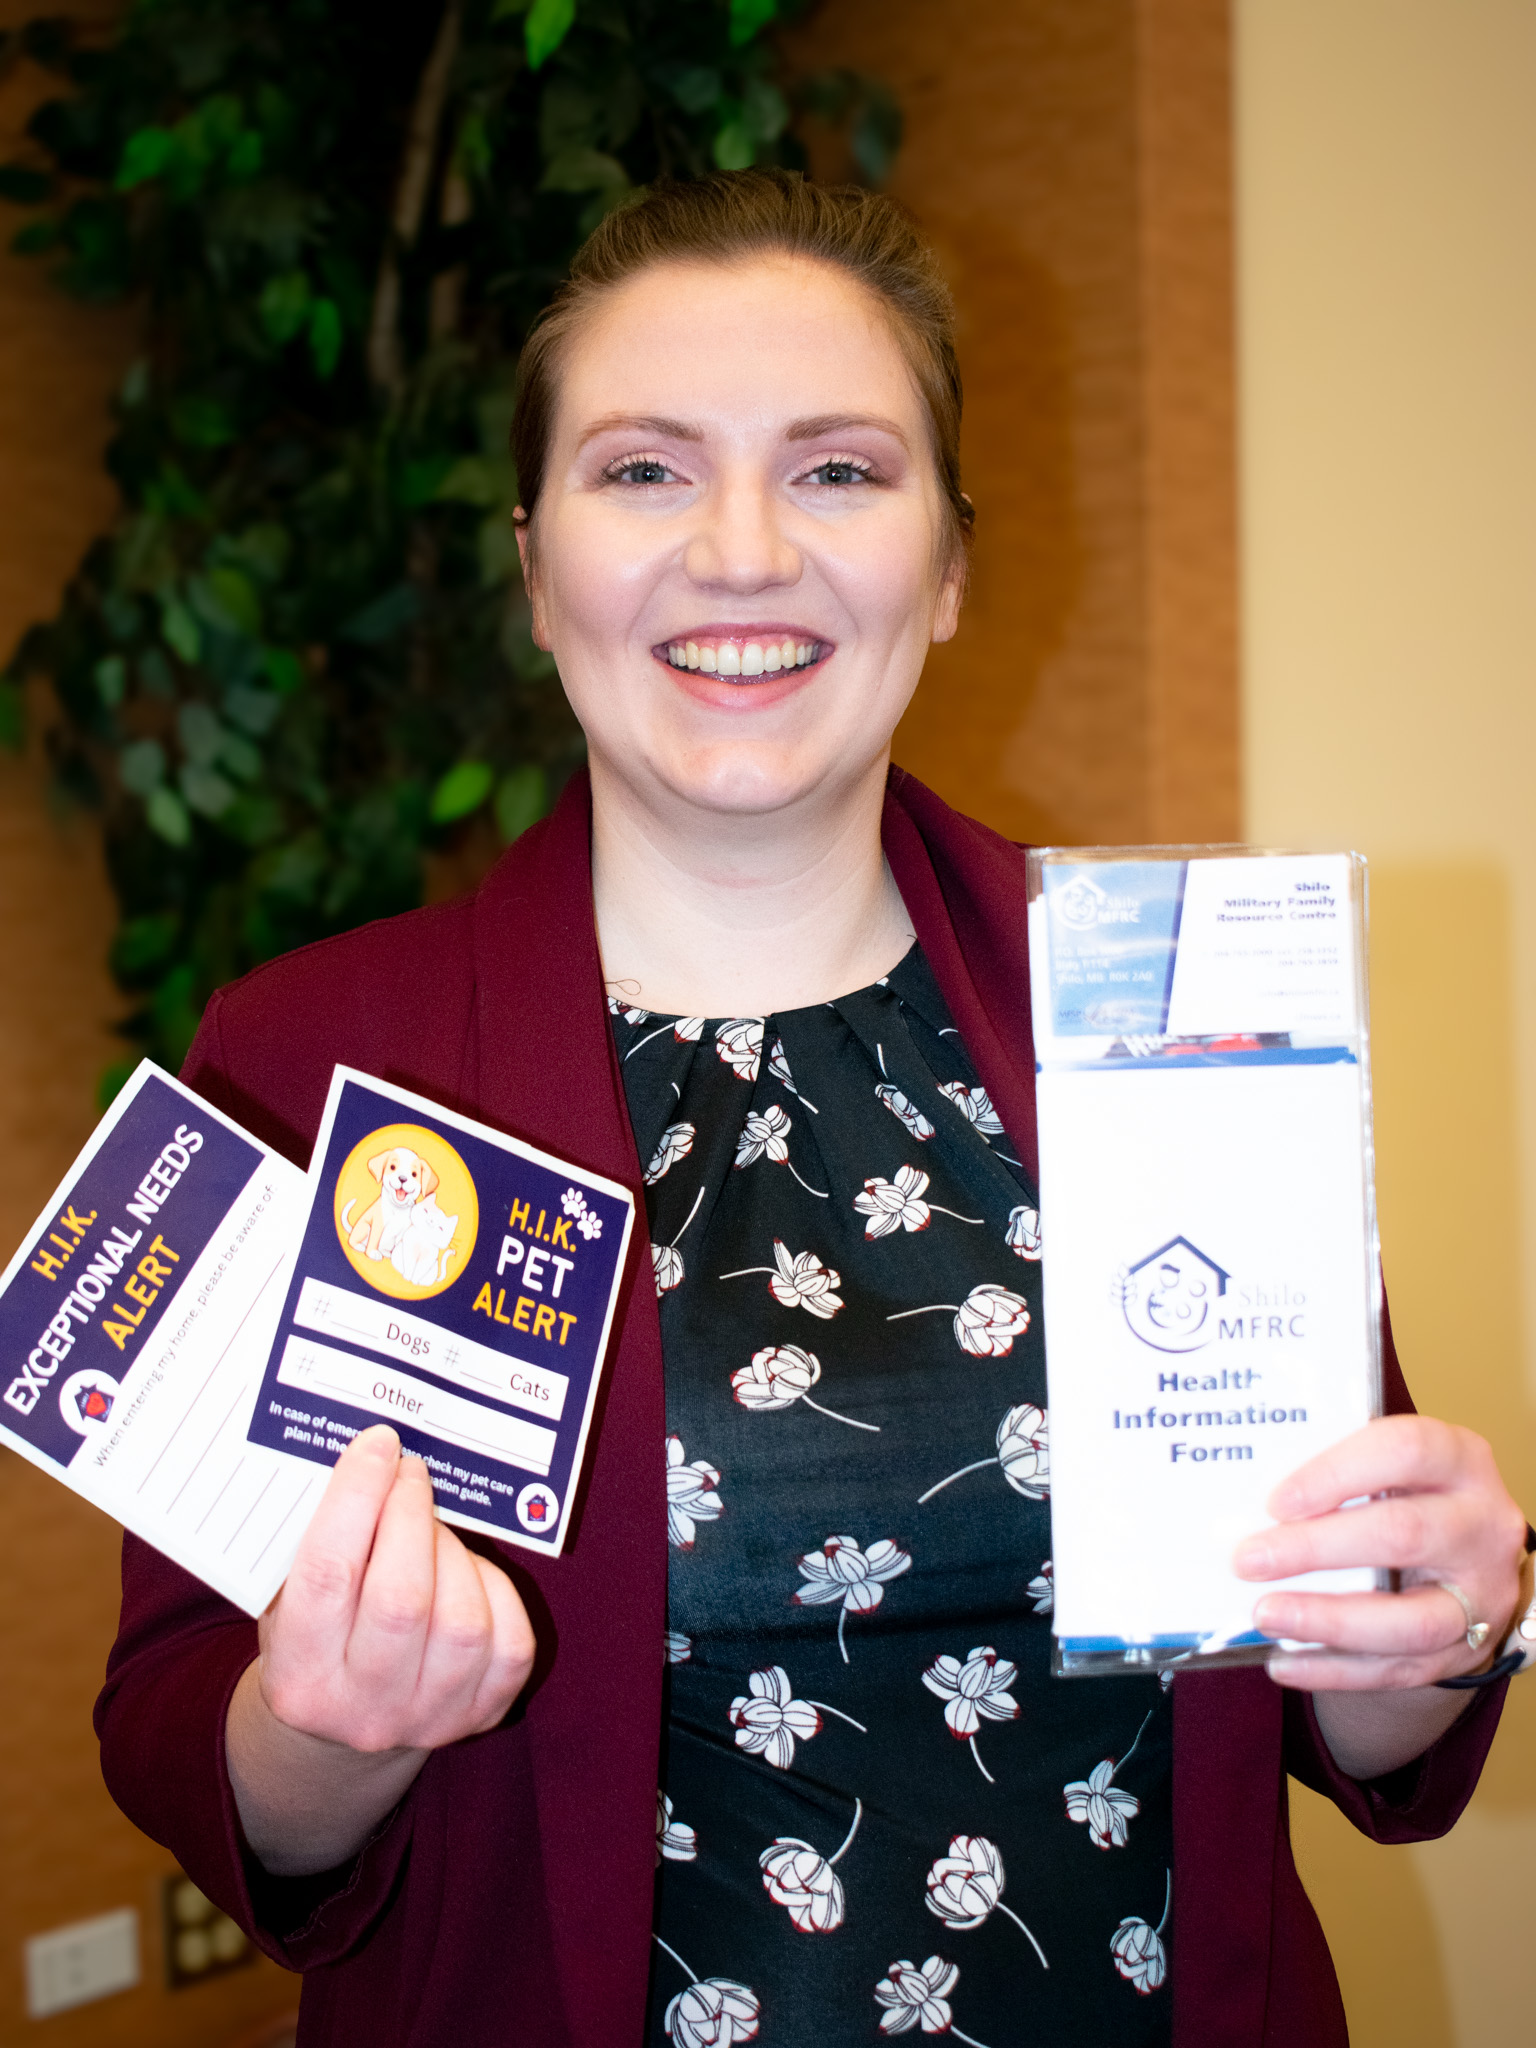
[{"xmin": 644, "ymin": 739, "xmax": 874, "ymax": 821}]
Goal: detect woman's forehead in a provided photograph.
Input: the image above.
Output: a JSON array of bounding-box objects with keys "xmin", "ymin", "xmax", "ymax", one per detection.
[{"xmin": 554, "ymin": 255, "xmax": 924, "ymax": 440}]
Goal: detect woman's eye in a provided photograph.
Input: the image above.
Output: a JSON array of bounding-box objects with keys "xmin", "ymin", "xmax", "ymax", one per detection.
[
  {"xmin": 610, "ymin": 459, "xmax": 674, "ymax": 486},
  {"xmin": 806, "ymin": 461, "xmax": 870, "ymax": 487}
]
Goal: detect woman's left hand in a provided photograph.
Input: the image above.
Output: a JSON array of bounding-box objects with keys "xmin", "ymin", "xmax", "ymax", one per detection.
[{"xmin": 1233, "ymin": 1413, "xmax": 1528, "ymax": 1691}]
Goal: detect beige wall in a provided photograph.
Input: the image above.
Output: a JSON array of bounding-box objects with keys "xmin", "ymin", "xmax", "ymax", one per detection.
[{"xmin": 1235, "ymin": 3, "xmax": 1536, "ymax": 2043}]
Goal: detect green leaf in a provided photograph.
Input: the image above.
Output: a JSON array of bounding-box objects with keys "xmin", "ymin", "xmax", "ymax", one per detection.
[
  {"xmin": 225, "ymin": 683, "xmax": 283, "ymax": 733},
  {"xmin": 94, "ymin": 653, "xmax": 127, "ymax": 706},
  {"xmin": 495, "ymin": 763, "xmax": 547, "ymax": 843},
  {"xmin": 218, "ymin": 730, "xmax": 262, "ymax": 782},
  {"xmin": 435, "ymin": 455, "xmax": 507, "ymax": 508},
  {"xmin": 110, "ymin": 911, "xmax": 179, "ymax": 977},
  {"xmin": 177, "ymin": 700, "xmax": 224, "ymax": 766},
  {"xmin": 146, "ymin": 784, "xmax": 192, "ymax": 846},
  {"xmin": 308, "ymin": 296, "xmax": 342, "ymax": 378},
  {"xmin": 226, "ymin": 129, "xmax": 263, "ymax": 181},
  {"xmin": 195, "ymin": 565, "xmax": 263, "ymax": 637},
  {"xmin": 180, "ymin": 761, "xmax": 235, "ymax": 817},
  {"xmin": 525, "ymin": 0, "xmax": 575, "ymax": 70},
  {"xmin": 712, "ymin": 120, "xmax": 754, "ymax": 171},
  {"xmin": 119, "ymin": 737, "xmax": 166, "ymax": 796},
  {"xmin": 161, "ymin": 596, "xmax": 201, "ymax": 665},
  {"xmin": 538, "ymin": 147, "xmax": 628, "ymax": 200},
  {"xmin": 261, "ymin": 648, "xmax": 305, "ymax": 696},
  {"xmin": 398, "ymin": 454, "xmax": 456, "ymax": 508},
  {"xmin": 430, "ymin": 760, "xmax": 495, "ymax": 824},
  {"xmin": 259, "ymin": 268, "xmax": 311, "ymax": 344},
  {"xmin": 729, "ymin": 0, "xmax": 778, "ymax": 46},
  {"xmin": 339, "ymin": 584, "xmax": 421, "ymax": 644},
  {"xmin": 171, "ymin": 395, "xmax": 238, "ymax": 448},
  {"xmin": 115, "ymin": 125, "xmax": 176, "ymax": 191}
]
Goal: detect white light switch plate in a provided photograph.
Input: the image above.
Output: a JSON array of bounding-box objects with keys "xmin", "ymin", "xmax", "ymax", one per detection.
[{"xmin": 24, "ymin": 1908, "xmax": 140, "ymax": 2018}]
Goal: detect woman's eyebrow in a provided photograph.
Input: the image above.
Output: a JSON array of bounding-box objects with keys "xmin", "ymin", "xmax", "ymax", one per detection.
[
  {"xmin": 577, "ymin": 413, "xmax": 704, "ymax": 449},
  {"xmin": 785, "ymin": 412, "xmax": 910, "ymax": 447}
]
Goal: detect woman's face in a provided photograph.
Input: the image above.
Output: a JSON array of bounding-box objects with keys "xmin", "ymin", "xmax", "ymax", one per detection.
[{"xmin": 520, "ymin": 253, "xmax": 963, "ymax": 824}]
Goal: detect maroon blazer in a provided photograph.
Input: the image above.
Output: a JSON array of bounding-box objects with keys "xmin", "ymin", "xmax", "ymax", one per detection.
[{"xmin": 96, "ymin": 769, "xmax": 1505, "ymax": 2046}]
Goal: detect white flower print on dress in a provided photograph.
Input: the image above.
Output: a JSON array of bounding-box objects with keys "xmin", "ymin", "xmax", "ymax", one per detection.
[
  {"xmin": 769, "ymin": 1035, "xmax": 818, "ymax": 1112},
  {"xmin": 875, "ymin": 1082, "xmax": 936, "ymax": 1142},
  {"xmin": 719, "ymin": 1241, "xmax": 844, "ymax": 1319},
  {"xmin": 854, "ymin": 1166, "xmax": 982, "ymax": 1240},
  {"xmin": 759, "ymin": 1799, "xmax": 862, "ymax": 1932},
  {"xmin": 608, "ymin": 995, "xmax": 650, "ymax": 1024},
  {"xmin": 1005, "ymin": 1204, "xmax": 1042, "ymax": 1259},
  {"xmin": 716, "ymin": 1016, "xmax": 764, "ymax": 1081},
  {"xmin": 731, "ymin": 1345, "xmax": 879, "ymax": 1432},
  {"xmin": 653, "ymin": 1938, "xmax": 761, "ymax": 2048},
  {"xmin": 921, "ymin": 1647, "xmax": 1019, "ymax": 1784},
  {"xmin": 728, "ymin": 1665, "xmax": 867, "ymax": 1771},
  {"xmin": 666, "ymin": 1433, "xmax": 722, "ymax": 1547},
  {"xmin": 732, "ymin": 1104, "xmax": 828, "ymax": 1196},
  {"xmin": 657, "ymin": 1790, "xmax": 698, "ymax": 1864},
  {"xmin": 937, "ymin": 1081, "xmax": 1004, "ymax": 1137},
  {"xmin": 1064, "ymin": 1708, "xmax": 1152, "ymax": 1849},
  {"xmin": 874, "ymin": 1956, "xmax": 993, "ymax": 2046},
  {"xmin": 924, "ymin": 1836, "xmax": 1048, "ymax": 1970},
  {"xmin": 623, "ymin": 1014, "xmax": 704, "ymax": 1059},
  {"xmin": 918, "ymin": 1404, "xmax": 1049, "ymax": 1505},
  {"xmin": 890, "ymin": 1283, "xmax": 1031, "ymax": 1358},
  {"xmin": 665, "ymin": 1630, "xmax": 692, "ymax": 1664},
  {"xmin": 653, "ymin": 1186, "xmax": 706, "ymax": 1298},
  {"xmin": 1026, "ymin": 1560, "xmax": 1054, "ymax": 1614},
  {"xmin": 1111, "ymin": 1873, "xmax": 1171, "ymax": 1994},
  {"xmin": 645, "ymin": 1122, "xmax": 696, "ymax": 1185},
  {"xmin": 795, "ymin": 1534, "xmax": 912, "ymax": 1661}
]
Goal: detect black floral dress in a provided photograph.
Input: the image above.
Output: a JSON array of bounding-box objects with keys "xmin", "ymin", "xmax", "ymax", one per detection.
[{"xmin": 612, "ymin": 948, "xmax": 1173, "ymax": 2047}]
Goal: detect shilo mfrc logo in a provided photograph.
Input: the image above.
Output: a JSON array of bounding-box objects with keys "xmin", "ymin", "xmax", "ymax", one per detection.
[
  {"xmin": 1115, "ymin": 1237, "xmax": 1308, "ymax": 1353},
  {"xmin": 59, "ymin": 1367, "xmax": 122, "ymax": 1436},
  {"xmin": 1116, "ymin": 1237, "xmax": 1231, "ymax": 1353},
  {"xmin": 516, "ymin": 1481, "xmax": 560, "ymax": 1533},
  {"xmin": 1052, "ymin": 874, "xmax": 1143, "ymax": 930}
]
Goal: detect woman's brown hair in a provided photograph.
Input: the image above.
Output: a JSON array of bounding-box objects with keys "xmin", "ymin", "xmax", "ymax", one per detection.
[{"xmin": 512, "ymin": 167, "xmax": 972, "ymax": 565}]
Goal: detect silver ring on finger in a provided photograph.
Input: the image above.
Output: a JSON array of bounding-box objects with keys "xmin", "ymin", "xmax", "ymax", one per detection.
[{"xmin": 1437, "ymin": 1579, "xmax": 1491, "ymax": 1651}]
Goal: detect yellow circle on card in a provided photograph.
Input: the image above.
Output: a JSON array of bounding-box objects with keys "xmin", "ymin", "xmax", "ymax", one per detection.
[{"xmin": 332, "ymin": 1123, "xmax": 479, "ymax": 1301}]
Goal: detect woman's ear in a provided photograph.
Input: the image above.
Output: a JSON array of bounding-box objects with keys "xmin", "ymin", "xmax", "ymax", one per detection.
[
  {"xmin": 931, "ymin": 556, "xmax": 965, "ymax": 646},
  {"xmin": 514, "ymin": 510, "xmax": 553, "ymax": 651}
]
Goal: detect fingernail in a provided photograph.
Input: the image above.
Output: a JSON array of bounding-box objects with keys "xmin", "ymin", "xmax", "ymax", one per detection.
[
  {"xmin": 359, "ymin": 1424, "xmax": 400, "ymax": 1456},
  {"xmin": 1234, "ymin": 1542, "xmax": 1274, "ymax": 1578},
  {"xmin": 1253, "ymin": 1596, "xmax": 1287, "ymax": 1637}
]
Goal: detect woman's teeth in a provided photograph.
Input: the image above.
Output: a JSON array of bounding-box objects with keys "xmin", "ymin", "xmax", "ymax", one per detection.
[{"xmin": 664, "ymin": 637, "xmax": 821, "ymax": 674}]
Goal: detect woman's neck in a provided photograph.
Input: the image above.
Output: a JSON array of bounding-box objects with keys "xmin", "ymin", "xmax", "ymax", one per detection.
[{"xmin": 588, "ymin": 755, "xmax": 914, "ymax": 1017}]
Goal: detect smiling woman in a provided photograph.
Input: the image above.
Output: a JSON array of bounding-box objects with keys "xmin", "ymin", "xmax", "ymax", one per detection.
[{"xmin": 96, "ymin": 170, "xmax": 1526, "ymax": 2048}]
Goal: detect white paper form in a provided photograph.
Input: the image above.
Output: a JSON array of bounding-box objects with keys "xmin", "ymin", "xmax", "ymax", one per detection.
[
  {"xmin": 1028, "ymin": 849, "xmax": 1381, "ymax": 1671},
  {"xmin": 0, "ymin": 1062, "xmax": 312, "ymax": 1615}
]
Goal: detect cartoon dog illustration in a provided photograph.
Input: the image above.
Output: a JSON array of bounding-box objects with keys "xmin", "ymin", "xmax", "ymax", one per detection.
[
  {"xmin": 342, "ymin": 1147, "xmax": 439, "ymax": 1263},
  {"xmin": 390, "ymin": 1193, "xmax": 460, "ymax": 1288}
]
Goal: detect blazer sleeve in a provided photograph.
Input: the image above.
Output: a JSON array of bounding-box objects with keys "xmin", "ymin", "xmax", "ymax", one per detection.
[
  {"xmin": 92, "ymin": 993, "xmax": 415, "ymax": 1967},
  {"xmin": 1279, "ymin": 1292, "xmax": 1510, "ymax": 1840}
]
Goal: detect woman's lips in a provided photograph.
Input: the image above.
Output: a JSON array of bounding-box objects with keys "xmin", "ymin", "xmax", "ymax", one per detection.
[{"xmin": 651, "ymin": 630, "xmax": 830, "ymax": 678}]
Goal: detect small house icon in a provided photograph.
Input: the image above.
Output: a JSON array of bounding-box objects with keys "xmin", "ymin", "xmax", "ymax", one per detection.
[
  {"xmin": 525, "ymin": 1493, "xmax": 549, "ymax": 1524},
  {"xmin": 1122, "ymin": 1236, "xmax": 1232, "ymax": 1353},
  {"xmin": 75, "ymin": 1383, "xmax": 113, "ymax": 1424}
]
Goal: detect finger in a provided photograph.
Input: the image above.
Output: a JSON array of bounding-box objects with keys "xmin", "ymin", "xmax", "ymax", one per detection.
[
  {"xmin": 345, "ymin": 1454, "xmax": 440, "ymax": 1727},
  {"xmin": 1267, "ymin": 1415, "xmax": 1475, "ymax": 1521},
  {"xmin": 1253, "ymin": 1584, "xmax": 1467, "ymax": 1659},
  {"xmin": 1264, "ymin": 1647, "xmax": 1456, "ymax": 1692},
  {"xmin": 268, "ymin": 1426, "xmax": 402, "ymax": 1674},
  {"xmin": 1234, "ymin": 1488, "xmax": 1482, "ymax": 1580},
  {"xmin": 464, "ymin": 1554, "xmax": 537, "ymax": 1732},
  {"xmin": 408, "ymin": 1526, "xmax": 496, "ymax": 1746}
]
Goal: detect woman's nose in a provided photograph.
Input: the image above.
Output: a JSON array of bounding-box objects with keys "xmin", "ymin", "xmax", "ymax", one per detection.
[{"xmin": 683, "ymin": 477, "xmax": 801, "ymax": 593}]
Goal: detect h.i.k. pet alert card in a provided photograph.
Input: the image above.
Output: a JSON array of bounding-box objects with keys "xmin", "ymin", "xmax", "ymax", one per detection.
[{"xmin": 245, "ymin": 1066, "xmax": 635, "ymax": 1563}]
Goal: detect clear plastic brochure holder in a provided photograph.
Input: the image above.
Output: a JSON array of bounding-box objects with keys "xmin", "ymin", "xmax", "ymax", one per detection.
[{"xmin": 1026, "ymin": 846, "xmax": 1383, "ymax": 1677}]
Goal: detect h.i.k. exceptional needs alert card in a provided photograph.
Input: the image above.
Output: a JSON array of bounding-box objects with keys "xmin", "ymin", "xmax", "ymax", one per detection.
[
  {"xmin": 0, "ymin": 1061, "xmax": 635, "ymax": 1616},
  {"xmin": 245, "ymin": 1066, "xmax": 635, "ymax": 1565},
  {"xmin": 1027, "ymin": 848, "xmax": 1382, "ymax": 1674},
  {"xmin": 0, "ymin": 1063, "xmax": 308, "ymax": 1614}
]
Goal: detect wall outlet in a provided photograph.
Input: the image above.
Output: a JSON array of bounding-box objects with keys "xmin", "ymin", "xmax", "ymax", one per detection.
[{"xmin": 24, "ymin": 1908, "xmax": 140, "ymax": 2019}]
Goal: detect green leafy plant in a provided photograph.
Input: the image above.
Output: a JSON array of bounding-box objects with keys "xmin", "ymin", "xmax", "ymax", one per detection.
[{"xmin": 0, "ymin": 0, "xmax": 899, "ymax": 1099}]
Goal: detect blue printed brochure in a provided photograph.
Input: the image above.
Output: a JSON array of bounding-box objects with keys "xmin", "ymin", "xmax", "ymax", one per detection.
[
  {"xmin": 1027, "ymin": 848, "xmax": 1382, "ymax": 1674},
  {"xmin": 0, "ymin": 1062, "xmax": 635, "ymax": 1615},
  {"xmin": 247, "ymin": 1067, "xmax": 635, "ymax": 1561}
]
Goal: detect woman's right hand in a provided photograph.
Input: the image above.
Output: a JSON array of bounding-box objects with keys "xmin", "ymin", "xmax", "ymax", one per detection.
[{"xmin": 227, "ymin": 1424, "xmax": 536, "ymax": 1874}]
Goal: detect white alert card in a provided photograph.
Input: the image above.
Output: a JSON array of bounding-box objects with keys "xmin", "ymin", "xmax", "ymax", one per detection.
[
  {"xmin": 1027, "ymin": 848, "xmax": 1382, "ymax": 1673},
  {"xmin": 0, "ymin": 1062, "xmax": 308, "ymax": 1615}
]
